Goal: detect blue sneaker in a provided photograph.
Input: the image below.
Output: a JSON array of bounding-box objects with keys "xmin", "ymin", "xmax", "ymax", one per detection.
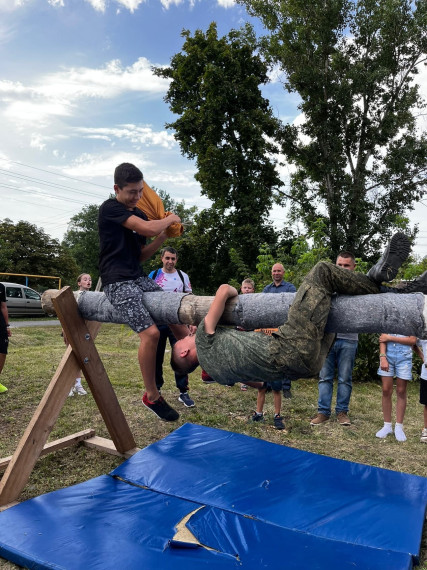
[
  {"xmin": 178, "ymin": 392, "xmax": 195, "ymax": 408},
  {"xmin": 274, "ymin": 415, "xmax": 285, "ymax": 430}
]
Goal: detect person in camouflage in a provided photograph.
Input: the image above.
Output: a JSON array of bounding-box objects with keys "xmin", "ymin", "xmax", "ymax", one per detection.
[{"xmin": 171, "ymin": 234, "xmax": 411, "ymax": 386}]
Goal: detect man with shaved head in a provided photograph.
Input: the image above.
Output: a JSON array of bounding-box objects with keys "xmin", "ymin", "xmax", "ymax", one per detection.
[{"xmin": 263, "ymin": 263, "xmax": 296, "ymax": 398}]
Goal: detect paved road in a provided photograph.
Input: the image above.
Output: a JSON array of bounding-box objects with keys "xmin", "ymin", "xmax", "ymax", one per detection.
[{"xmin": 10, "ymin": 320, "xmax": 61, "ymax": 328}]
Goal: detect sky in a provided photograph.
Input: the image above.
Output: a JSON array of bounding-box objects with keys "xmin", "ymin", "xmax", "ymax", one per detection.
[{"xmin": 0, "ymin": 0, "xmax": 426, "ymax": 257}]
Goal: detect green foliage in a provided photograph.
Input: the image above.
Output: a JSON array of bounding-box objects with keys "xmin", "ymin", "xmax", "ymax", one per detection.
[
  {"xmin": 238, "ymin": 0, "xmax": 427, "ymax": 257},
  {"xmin": 0, "ymin": 218, "xmax": 78, "ymax": 289},
  {"xmin": 154, "ymin": 23, "xmax": 284, "ymax": 278},
  {"xmin": 62, "ymin": 204, "xmax": 100, "ymax": 282},
  {"xmin": 352, "ymin": 333, "xmax": 381, "ymax": 382}
]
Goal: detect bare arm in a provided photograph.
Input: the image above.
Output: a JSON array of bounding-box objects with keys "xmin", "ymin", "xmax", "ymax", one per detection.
[
  {"xmin": 379, "ymin": 334, "xmax": 416, "ymax": 346},
  {"xmin": 123, "ymin": 212, "xmax": 181, "ymax": 238},
  {"xmin": 139, "ymin": 231, "xmax": 168, "ymax": 262},
  {"xmin": 1, "ymin": 302, "xmax": 10, "ymax": 337},
  {"xmin": 379, "ymin": 335, "xmax": 388, "ymax": 371},
  {"xmin": 204, "ymin": 285, "xmax": 238, "ymax": 335}
]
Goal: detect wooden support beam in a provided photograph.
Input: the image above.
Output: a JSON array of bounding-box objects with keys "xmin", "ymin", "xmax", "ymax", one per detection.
[
  {"xmin": 82, "ymin": 436, "xmax": 140, "ymax": 458},
  {"xmin": 53, "ymin": 287, "xmax": 137, "ymax": 454},
  {"xmin": 0, "ymin": 287, "xmax": 137, "ymax": 507},
  {"xmin": 0, "ymin": 429, "xmax": 96, "ymax": 472}
]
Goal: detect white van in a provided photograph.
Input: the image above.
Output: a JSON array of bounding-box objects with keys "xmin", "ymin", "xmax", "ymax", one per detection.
[{"xmin": 1, "ymin": 282, "xmax": 45, "ymax": 316}]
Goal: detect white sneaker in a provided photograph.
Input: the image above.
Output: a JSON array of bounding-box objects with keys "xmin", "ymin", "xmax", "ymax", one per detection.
[
  {"xmin": 376, "ymin": 425, "xmax": 393, "ymax": 438},
  {"xmin": 420, "ymin": 428, "xmax": 427, "ymax": 443},
  {"xmin": 68, "ymin": 388, "xmax": 75, "ymax": 397},
  {"xmin": 75, "ymin": 385, "xmax": 87, "ymax": 396}
]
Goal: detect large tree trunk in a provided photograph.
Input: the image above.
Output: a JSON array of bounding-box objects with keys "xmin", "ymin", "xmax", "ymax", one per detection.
[{"xmin": 41, "ymin": 289, "xmax": 427, "ymax": 338}]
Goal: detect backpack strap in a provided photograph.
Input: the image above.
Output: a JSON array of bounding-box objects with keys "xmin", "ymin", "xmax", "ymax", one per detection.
[
  {"xmin": 177, "ymin": 269, "xmax": 186, "ymax": 293},
  {"xmin": 152, "ymin": 268, "xmax": 159, "ymax": 280}
]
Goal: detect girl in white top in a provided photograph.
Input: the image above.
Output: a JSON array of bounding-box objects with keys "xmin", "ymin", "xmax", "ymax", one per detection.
[{"xmin": 413, "ymin": 339, "xmax": 427, "ymax": 443}]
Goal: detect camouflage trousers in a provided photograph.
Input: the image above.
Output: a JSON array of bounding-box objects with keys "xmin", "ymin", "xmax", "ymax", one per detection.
[{"xmin": 269, "ymin": 262, "xmax": 380, "ymax": 380}]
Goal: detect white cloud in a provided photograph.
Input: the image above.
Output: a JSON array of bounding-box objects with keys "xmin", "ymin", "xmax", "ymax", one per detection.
[
  {"xmin": 62, "ymin": 152, "xmax": 155, "ymax": 179},
  {"xmin": 75, "ymin": 124, "xmax": 176, "ymax": 149},
  {"xmin": 30, "ymin": 134, "xmax": 47, "ymax": 150},
  {"xmin": 112, "ymin": 0, "xmax": 146, "ymax": 12},
  {"xmin": 0, "ymin": 58, "xmax": 169, "ymax": 124},
  {"xmin": 217, "ymin": 0, "xmax": 235, "ymax": 7},
  {"xmin": 85, "ymin": 0, "xmax": 106, "ymax": 11},
  {"xmin": 0, "ymin": 0, "xmax": 29, "ymax": 12},
  {"xmin": 48, "ymin": 0, "xmax": 64, "ymax": 6}
]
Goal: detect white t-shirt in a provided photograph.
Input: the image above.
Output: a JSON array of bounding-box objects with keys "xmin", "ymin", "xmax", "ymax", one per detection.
[
  {"xmin": 416, "ymin": 339, "xmax": 427, "ymax": 380},
  {"xmin": 148, "ymin": 268, "xmax": 192, "ymax": 293}
]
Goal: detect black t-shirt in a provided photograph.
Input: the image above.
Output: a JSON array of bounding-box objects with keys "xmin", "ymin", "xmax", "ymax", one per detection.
[
  {"xmin": 98, "ymin": 198, "xmax": 148, "ymax": 286},
  {"xmin": 0, "ymin": 283, "xmax": 6, "ymax": 329}
]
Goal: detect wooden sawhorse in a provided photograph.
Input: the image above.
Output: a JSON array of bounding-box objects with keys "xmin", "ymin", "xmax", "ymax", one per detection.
[{"xmin": 0, "ymin": 287, "xmax": 139, "ymax": 509}]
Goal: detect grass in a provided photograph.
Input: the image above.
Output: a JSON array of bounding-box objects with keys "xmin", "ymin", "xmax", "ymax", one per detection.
[{"xmin": 1, "ymin": 322, "xmax": 426, "ymax": 569}]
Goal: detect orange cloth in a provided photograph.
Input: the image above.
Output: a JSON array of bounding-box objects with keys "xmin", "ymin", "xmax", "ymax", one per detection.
[{"xmin": 136, "ymin": 181, "xmax": 183, "ymax": 238}]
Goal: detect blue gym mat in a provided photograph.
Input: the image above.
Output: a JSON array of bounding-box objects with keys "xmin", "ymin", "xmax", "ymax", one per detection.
[{"xmin": 1, "ymin": 423, "xmax": 426, "ymax": 569}]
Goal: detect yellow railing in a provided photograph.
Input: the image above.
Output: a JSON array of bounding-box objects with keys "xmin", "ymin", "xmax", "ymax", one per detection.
[{"xmin": 0, "ymin": 272, "xmax": 61, "ymax": 289}]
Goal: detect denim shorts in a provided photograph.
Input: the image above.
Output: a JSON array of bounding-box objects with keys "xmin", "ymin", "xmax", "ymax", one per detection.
[{"xmin": 377, "ymin": 345, "xmax": 413, "ymax": 381}]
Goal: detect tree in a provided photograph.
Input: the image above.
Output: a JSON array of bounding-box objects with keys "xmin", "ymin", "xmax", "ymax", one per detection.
[
  {"xmin": 154, "ymin": 23, "xmax": 284, "ymax": 273},
  {"xmin": 0, "ymin": 218, "xmax": 78, "ymax": 289},
  {"xmin": 62, "ymin": 205, "xmax": 100, "ymax": 282},
  {"xmin": 238, "ymin": 0, "xmax": 427, "ymax": 257}
]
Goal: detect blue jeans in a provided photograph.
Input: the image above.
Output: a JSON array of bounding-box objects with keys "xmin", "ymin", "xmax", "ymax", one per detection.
[
  {"xmin": 155, "ymin": 325, "xmax": 189, "ymax": 393},
  {"xmin": 318, "ymin": 339, "xmax": 358, "ymax": 416}
]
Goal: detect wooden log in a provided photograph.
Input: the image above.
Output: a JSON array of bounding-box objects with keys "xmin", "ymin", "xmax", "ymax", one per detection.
[{"xmin": 42, "ymin": 289, "xmax": 427, "ymax": 338}]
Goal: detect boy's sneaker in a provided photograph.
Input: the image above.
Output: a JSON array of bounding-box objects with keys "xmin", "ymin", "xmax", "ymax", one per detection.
[
  {"xmin": 240, "ymin": 384, "xmax": 248, "ymax": 391},
  {"xmin": 274, "ymin": 414, "xmax": 285, "ymax": 430},
  {"xmin": 250, "ymin": 412, "xmax": 264, "ymax": 423},
  {"xmin": 142, "ymin": 392, "xmax": 179, "ymax": 421},
  {"xmin": 178, "ymin": 392, "xmax": 195, "ymax": 408},
  {"xmin": 201, "ymin": 370, "xmax": 215, "ymax": 384},
  {"xmin": 420, "ymin": 428, "xmax": 427, "ymax": 443},
  {"xmin": 367, "ymin": 232, "xmax": 411, "ymax": 284},
  {"xmin": 310, "ymin": 413, "xmax": 329, "ymax": 425},
  {"xmin": 397, "ymin": 270, "xmax": 427, "ymax": 294},
  {"xmin": 337, "ymin": 412, "xmax": 351, "ymax": 426},
  {"xmin": 0, "ymin": 382, "xmax": 8, "ymax": 393},
  {"xmin": 68, "ymin": 387, "xmax": 75, "ymax": 397},
  {"xmin": 75, "ymin": 385, "xmax": 87, "ymax": 396}
]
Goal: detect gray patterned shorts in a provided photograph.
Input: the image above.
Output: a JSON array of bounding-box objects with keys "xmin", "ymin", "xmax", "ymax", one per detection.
[{"xmin": 104, "ymin": 276, "xmax": 162, "ymax": 333}]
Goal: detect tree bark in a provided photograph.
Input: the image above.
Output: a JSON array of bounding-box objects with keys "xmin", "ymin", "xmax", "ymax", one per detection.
[{"xmin": 41, "ymin": 288, "xmax": 427, "ymax": 338}]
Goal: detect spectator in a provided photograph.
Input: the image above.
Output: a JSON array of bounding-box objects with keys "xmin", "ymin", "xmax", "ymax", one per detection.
[
  {"xmin": 263, "ymin": 263, "xmax": 296, "ymax": 398},
  {"xmin": 238, "ymin": 278, "xmax": 255, "ymax": 391},
  {"xmin": 414, "ymin": 339, "xmax": 427, "ymax": 443},
  {"xmin": 0, "ymin": 282, "xmax": 11, "ymax": 393},
  {"xmin": 376, "ymin": 333, "xmax": 416, "ymax": 442},
  {"xmin": 66, "ymin": 273, "xmax": 92, "ymax": 396},
  {"xmin": 310, "ymin": 251, "xmax": 357, "ymax": 426},
  {"xmin": 149, "ymin": 247, "xmax": 195, "ymax": 408}
]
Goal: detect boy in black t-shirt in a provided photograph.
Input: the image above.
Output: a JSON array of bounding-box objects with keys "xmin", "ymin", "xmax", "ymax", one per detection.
[{"xmin": 98, "ymin": 163, "xmax": 187, "ymax": 421}]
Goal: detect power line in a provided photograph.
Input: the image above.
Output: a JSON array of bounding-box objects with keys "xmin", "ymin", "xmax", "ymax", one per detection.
[{"xmin": 0, "ymin": 158, "xmax": 110, "ymax": 190}]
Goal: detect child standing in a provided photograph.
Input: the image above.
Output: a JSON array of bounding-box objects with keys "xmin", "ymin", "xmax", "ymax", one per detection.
[
  {"xmin": 239, "ymin": 278, "xmax": 255, "ymax": 391},
  {"xmin": 413, "ymin": 339, "xmax": 427, "ymax": 443},
  {"xmin": 250, "ymin": 377, "xmax": 285, "ymax": 430},
  {"xmin": 67, "ymin": 273, "xmax": 92, "ymax": 396},
  {"xmin": 376, "ymin": 333, "xmax": 416, "ymax": 442}
]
